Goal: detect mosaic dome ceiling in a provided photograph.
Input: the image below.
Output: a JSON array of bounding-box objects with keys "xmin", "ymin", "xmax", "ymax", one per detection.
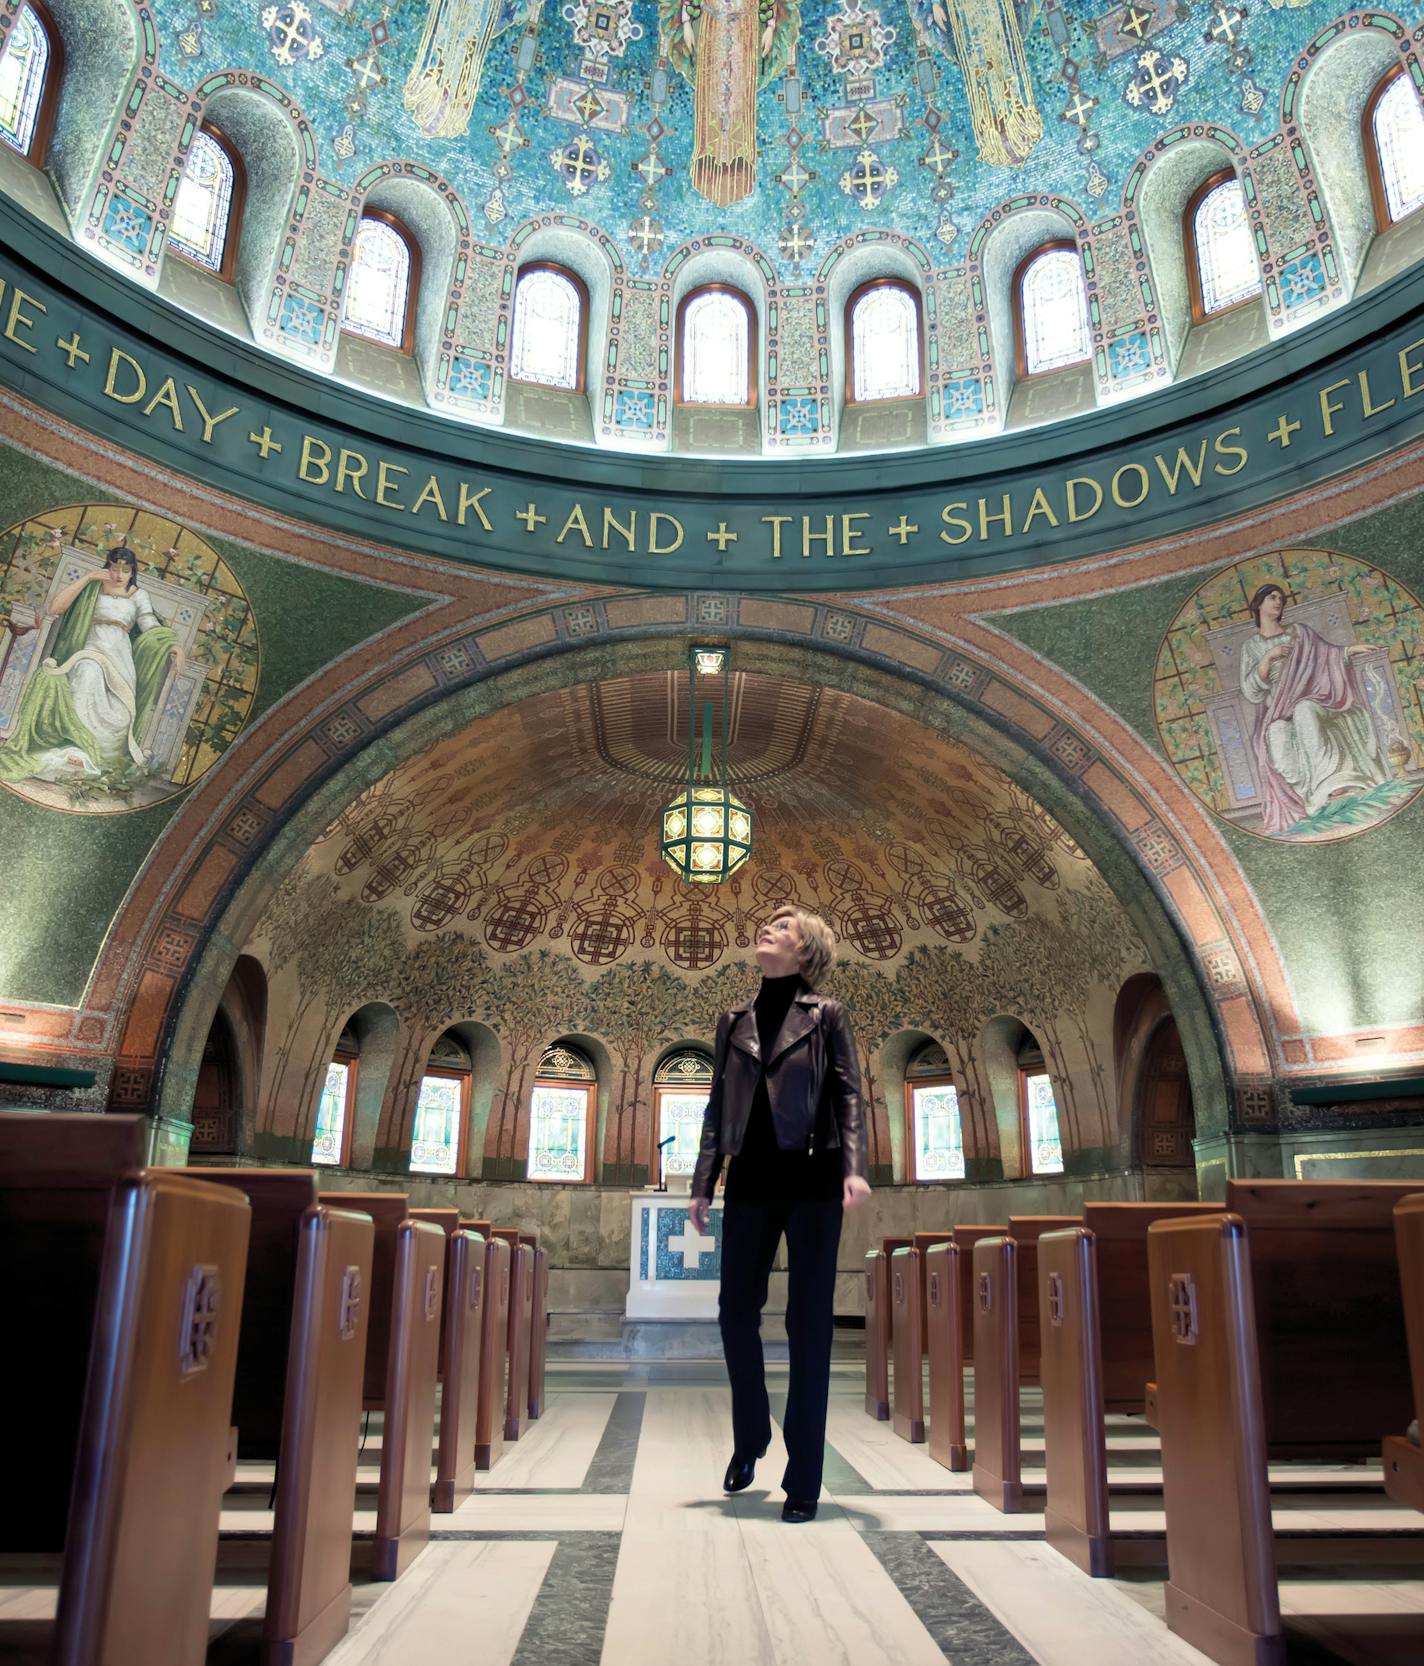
[{"xmin": 165, "ymin": 0, "xmax": 1361, "ymax": 277}]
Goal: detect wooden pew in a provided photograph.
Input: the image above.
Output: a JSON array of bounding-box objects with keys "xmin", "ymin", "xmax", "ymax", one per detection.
[
  {"xmin": 493, "ymin": 1229, "xmax": 534, "ymax": 1442},
  {"xmin": 320, "ymin": 1193, "xmax": 445, "ymax": 1579},
  {"xmin": 181, "ymin": 1168, "xmax": 374, "ymax": 1666},
  {"xmin": 0, "ymin": 1112, "xmax": 251, "ymax": 1666},
  {"xmin": 475, "ymin": 1235, "xmax": 513, "ymax": 1469},
  {"xmin": 863, "ymin": 1235, "xmax": 912, "ymax": 1420},
  {"xmin": 432, "ymin": 1227, "xmax": 487, "ymax": 1513},
  {"xmin": 921, "ymin": 1225, "xmax": 1005, "ymax": 1472},
  {"xmin": 1384, "ymin": 1192, "xmax": 1424, "ymax": 1511},
  {"xmin": 891, "ymin": 1235, "xmax": 953, "ymax": 1442},
  {"xmin": 1147, "ymin": 1181, "xmax": 1419, "ymax": 1666},
  {"xmin": 970, "ymin": 1217, "xmax": 1078, "ymax": 1511},
  {"xmin": 527, "ymin": 1238, "xmax": 549, "ymax": 1420},
  {"xmin": 1036, "ymin": 1202, "xmax": 1221, "ymax": 1576}
]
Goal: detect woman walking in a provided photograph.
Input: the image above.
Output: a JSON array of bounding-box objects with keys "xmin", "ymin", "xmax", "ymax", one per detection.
[{"xmin": 688, "ymin": 905, "xmax": 870, "ymax": 1522}]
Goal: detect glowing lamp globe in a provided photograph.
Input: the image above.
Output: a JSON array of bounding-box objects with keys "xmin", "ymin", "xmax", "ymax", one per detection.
[{"xmin": 660, "ymin": 785, "xmax": 753, "ymax": 884}]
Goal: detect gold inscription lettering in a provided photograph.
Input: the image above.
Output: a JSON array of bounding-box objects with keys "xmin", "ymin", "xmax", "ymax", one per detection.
[
  {"xmin": 143, "ymin": 375, "xmax": 184, "ymax": 431},
  {"xmin": 457, "ymin": 482, "xmax": 493, "ymax": 531},
  {"xmin": 762, "ymin": 515, "xmax": 793, "ymax": 558},
  {"xmin": 939, "ymin": 503, "xmax": 972, "ymax": 545},
  {"xmin": 557, "ymin": 504, "xmax": 593, "ymax": 546},
  {"xmin": 1020, "ymin": 487, "xmax": 1059, "ymax": 533},
  {"xmin": 840, "ymin": 512, "xmax": 870, "ymax": 556},
  {"xmin": 3, "ymin": 285, "xmax": 44, "ymax": 353},
  {"xmin": 1154, "ymin": 441, "xmax": 1208, "ymax": 495},
  {"xmin": 1110, "ymin": 463, "xmax": 1150, "ymax": 509},
  {"xmin": 1066, "ymin": 476, "xmax": 1103, "ymax": 524},
  {"xmin": 802, "ymin": 515, "xmax": 835, "ymax": 558},
  {"xmin": 649, "ymin": 511, "xmax": 683, "ymax": 554},
  {"xmin": 410, "ymin": 475, "xmax": 449, "ymax": 520},
  {"xmin": 1212, "ymin": 426, "xmax": 1248, "ymax": 476},
  {"xmin": 376, "ymin": 459, "xmax": 408, "ymax": 509},
  {"xmin": 103, "ymin": 347, "xmax": 146, "ymax": 404},
  {"xmin": 185, "ymin": 385, "xmax": 239, "ymax": 444},
  {"xmin": 979, "ymin": 494, "xmax": 1013, "ymax": 541},
  {"xmin": 1359, "ymin": 368, "xmax": 1396, "ymax": 419},
  {"xmin": 1398, "ymin": 337, "xmax": 1424, "ymax": 399},
  {"xmin": 335, "ymin": 448, "xmax": 368, "ymax": 498},
  {"xmin": 602, "ymin": 506, "xmax": 636, "ymax": 552},
  {"xmin": 299, "ymin": 435, "xmax": 332, "ymax": 484},
  {"xmin": 1318, "ymin": 378, "xmax": 1350, "ymax": 437}
]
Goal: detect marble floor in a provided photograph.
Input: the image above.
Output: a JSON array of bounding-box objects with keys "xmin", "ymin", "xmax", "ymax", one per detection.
[{"xmin": 235, "ymin": 1363, "xmax": 1424, "ymax": 1666}]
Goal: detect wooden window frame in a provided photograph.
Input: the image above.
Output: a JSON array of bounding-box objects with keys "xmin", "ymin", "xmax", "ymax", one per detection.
[
  {"xmin": 411, "ymin": 1064, "xmax": 471, "ymax": 1177},
  {"xmin": 341, "ymin": 206, "xmax": 421, "ymax": 356},
  {"xmin": 1012, "ymin": 239, "xmax": 1088, "ymax": 382},
  {"xmin": 528, "ymin": 1073, "xmax": 596, "ymax": 1185},
  {"xmin": 845, "ymin": 277, "xmax": 925, "ymax": 405},
  {"xmin": 650, "ymin": 1078, "xmax": 710, "ymax": 1176},
  {"xmin": 167, "ymin": 119, "xmax": 247, "ymax": 285},
  {"xmin": 7, "ymin": 0, "xmax": 63, "ymax": 168},
  {"xmin": 1018, "ymin": 1065, "xmax": 1065, "ymax": 1177},
  {"xmin": 1184, "ymin": 168, "xmax": 1257, "ymax": 325},
  {"xmin": 315, "ymin": 1048, "xmax": 359, "ymax": 1169},
  {"xmin": 1365, "ymin": 63, "xmax": 1416, "ymax": 234},
  {"xmin": 904, "ymin": 1071, "xmax": 964, "ymax": 1185},
  {"xmin": 510, "ymin": 260, "xmax": 589, "ymax": 393},
  {"xmin": 675, "ymin": 283, "xmax": 758, "ymax": 408}
]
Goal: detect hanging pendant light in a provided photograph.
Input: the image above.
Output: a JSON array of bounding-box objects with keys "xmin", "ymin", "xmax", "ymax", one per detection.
[{"xmin": 659, "ymin": 645, "xmax": 753, "ymax": 885}]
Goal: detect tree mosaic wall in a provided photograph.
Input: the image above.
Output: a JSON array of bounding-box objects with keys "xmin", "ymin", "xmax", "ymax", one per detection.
[{"xmin": 244, "ymin": 674, "xmax": 1150, "ymax": 1181}]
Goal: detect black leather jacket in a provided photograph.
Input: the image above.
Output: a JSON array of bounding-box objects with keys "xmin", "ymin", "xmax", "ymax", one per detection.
[{"xmin": 691, "ymin": 986, "xmax": 866, "ymax": 1200}]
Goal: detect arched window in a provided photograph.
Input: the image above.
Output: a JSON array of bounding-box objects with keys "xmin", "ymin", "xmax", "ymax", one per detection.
[
  {"xmin": 1367, "ymin": 67, "xmax": 1424, "ymax": 230},
  {"xmin": 847, "ymin": 280, "xmax": 923, "ymax": 403},
  {"xmin": 410, "ymin": 1032, "xmax": 471, "ymax": 1176},
  {"xmin": 1186, "ymin": 172, "xmax": 1260, "ymax": 321},
  {"xmin": 510, "ymin": 263, "xmax": 587, "ymax": 391},
  {"xmin": 342, "ymin": 211, "xmax": 419, "ymax": 352},
  {"xmin": 905, "ymin": 1041, "xmax": 964, "ymax": 1183},
  {"xmin": 653, "ymin": 1047, "xmax": 714, "ymax": 1181},
  {"xmin": 312, "ymin": 1027, "xmax": 358, "ymax": 1167},
  {"xmin": 677, "ymin": 285, "xmax": 755, "ymax": 406},
  {"xmin": 528, "ymin": 1042, "xmax": 596, "ymax": 1183},
  {"xmin": 1018, "ymin": 1036, "xmax": 1064, "ymax": 1176},
  {"xmin": 168, "ymin": 123, "xmax": 245, "ymax": 281},
  {"xmin": 0, "ymin": 0, "xmax": 61, "ymax": 164},
  {"xmin": 1014, "ymin": 242, "xmax": 1091, "ymax": 378}
]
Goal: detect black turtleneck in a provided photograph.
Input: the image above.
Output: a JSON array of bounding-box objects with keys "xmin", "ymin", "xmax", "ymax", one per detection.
[{"xmin": 724, "ymin": 973, "xmax": 843, "ymax": 1203}]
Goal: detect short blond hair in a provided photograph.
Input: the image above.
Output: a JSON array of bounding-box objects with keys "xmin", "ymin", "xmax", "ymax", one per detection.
[{"xmin": 768, "ymin": 905, "xmax": 835, "ymax": 988}]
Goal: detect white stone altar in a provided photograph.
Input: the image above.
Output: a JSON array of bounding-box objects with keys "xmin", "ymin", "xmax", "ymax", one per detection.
[{"xmin": 626, "ymin": 1192, "xmax": 724, "ymax": 1320}]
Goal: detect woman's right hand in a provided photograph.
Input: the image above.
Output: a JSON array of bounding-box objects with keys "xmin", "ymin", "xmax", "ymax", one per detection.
[{"xmin": 688, "ymin": 1196, "xmax": 711, "ymax": 1234}]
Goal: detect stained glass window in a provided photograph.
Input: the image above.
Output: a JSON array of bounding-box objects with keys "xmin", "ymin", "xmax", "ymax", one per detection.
[
  {"xmin": 1373, "ymin": 72, "xmax": 1424, "ymax": 225},
  {"xmin": 911, "ymin": 1082, "xmax": 965, "ymax": 1182},
  {"xmin": 510, "ymin": 266, "xmax": 583, "ymax": 389},
  {"xmin": 1192, "ymin": 177, "xmax": 1260, "ymax": 317},
  {"xmin": 1024, "ymin": 1071, "xmax": 1064, "ymax": 1175},
  {"xmin": 343, "ymin": 216, "xmax": 413, "ymax": 350},
  {"xmin": 411, "ymin": 1072, "xmax": 464, "ymax": 1174},
  {"xmin": 0, "ymin": 3, "xmax": 50, "ymax": 159},
  {"xmin": 169, "ymin": 129, "xmax": 237, "ymax": 276},
  {"xmin": 312, "ymin": 1059, "xmax": 352, "ymax": 1166},
  {"xmin": 657, "ymin": 1090, "xmax": 709, "ymax": 1178},
  {"xmin": 1019, "ymin": 246, "xmax": 1090, "ymax": 377},
  {"xmin": 680, "ymin": 288, "xmax": 751, "ymax": 405},
  {"xmin": 528, "ymin": 1082, "xmax": 592, "ymax": 1181},
  {"xmin": 851, "ymin": 284, "xmax": 921, "ymax": 402}
]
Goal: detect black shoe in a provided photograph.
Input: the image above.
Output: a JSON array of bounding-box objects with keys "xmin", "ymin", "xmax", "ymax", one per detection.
[
  {"xmin": 781, "ymin": 1497, "xmax": 818, "ymax": 1523},
  {"xmin": 723, "ymin": 1447, "xmax": 768, "ymax": 1494}
]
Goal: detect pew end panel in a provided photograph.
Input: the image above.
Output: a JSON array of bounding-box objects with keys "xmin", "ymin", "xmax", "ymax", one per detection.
[
  {"xmin": 433, "ymin": 1229, "xmax": 486, "ymax": 1515},
  {"xmin": 971, "ymin": 1236, "xmax": 1023, "ymax": 1513},
  {"xmin": 57, "ymin": 1171, "xmax": 253, "ymax": 1666},
  {"xmin": 924, "ymin": 1243, "xmax": 967, "ymax": 1472},
  {"xmin": 262, "ymin": 1203, "xmax": 375, "ymax": 1666},
  {"xmin": 864, "ymin": 1250, "xmax": 890, "ymax": 1421},
  {"xmin": 1384, "ymin": 1192, "xmax": 1424, "ymax": 1514},
  {"xmin": 952, "ymin": 1226, "xmax": 1006, "ymax": 1365},
  {"xmin": 475, "ymin": 1237, "xmax": 512, "ymax": 1470},
  {"xmin": 911, "ymin": 1233, "xmax": 954, "ymax": 1361},
  {"xmin": 528, "ymin": 1246, "xmax": 549, "ymax": 1421},
  {"xmin": 891, "ymin": 1248, "xmax": 926, "ymax": 1443},
  {"xmin": 1147, "ymin": 1213, "xmax": 1284, "ymax": 1666},
  {"xmin": 372, "ymin": 1219, "xmax": 446, "ymax": 1581},
  {"xmin": 880, "ymin": 1237, "xmax": 913, "ymax": 1344},
  {"xmin": 1006, "ymin": 1216, "xmax": 1080, "ymax": 1385},
  {"xmin": 504, "ymin": 1242, "xmax": 535, "ymax": 1443},
  {"xmin": 1038, "ymin": 1227, "xmax": 1113, "ymax": 1578},
  {"xmin": 319, "ymin": 1193, "xmax": 410, "ymax": 1410}
]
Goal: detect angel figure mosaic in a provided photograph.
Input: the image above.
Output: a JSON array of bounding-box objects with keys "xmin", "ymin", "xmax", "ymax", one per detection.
[
  {"xmin": 658, "ymin": 0, "xmax": 800, "ymax": 205},
  {"xmin": 907, "ymin": 0, "xmax": 1043, "ymax": 167},
  {"xmin": 0, "ymin": 506, "xmax": 259, "ymax": 813}
]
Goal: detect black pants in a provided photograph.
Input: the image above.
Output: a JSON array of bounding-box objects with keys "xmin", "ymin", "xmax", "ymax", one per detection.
[{"xmin": 718, "ymin": 1196, "xmax": 843, "ymax": 1500}]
